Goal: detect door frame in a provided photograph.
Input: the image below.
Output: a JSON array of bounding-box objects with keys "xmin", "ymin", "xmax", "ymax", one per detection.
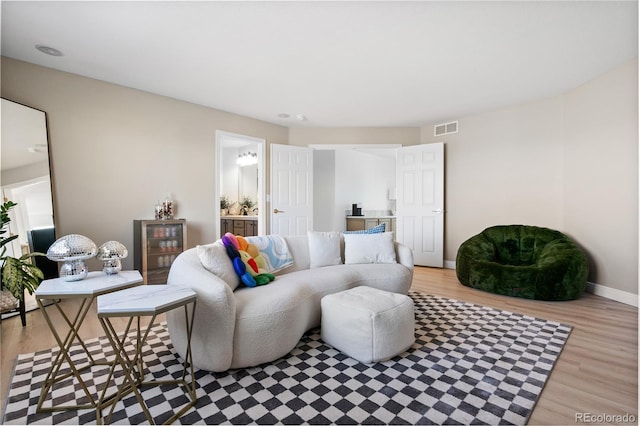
[{"xmin": 214, "ymin": 131, "xmax": 266, "ymax": 238}]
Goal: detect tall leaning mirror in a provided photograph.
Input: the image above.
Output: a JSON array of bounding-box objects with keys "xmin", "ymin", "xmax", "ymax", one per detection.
[{"xmin": 1, "ymin": 98, "xmax": 58, "ymax": 280}]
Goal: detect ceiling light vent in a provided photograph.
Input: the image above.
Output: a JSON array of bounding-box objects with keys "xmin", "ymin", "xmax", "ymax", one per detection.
[
  {"xmin": 35, "ymin": 45, "xmax": 63, "ymax": 56},
  {"xmin": 434, "ymin": 120, "xmax": 458, "ymax": 136}
]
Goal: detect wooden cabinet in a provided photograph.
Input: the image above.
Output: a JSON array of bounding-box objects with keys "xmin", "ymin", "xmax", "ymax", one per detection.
[
  {"xmin": 220, "ymin": 217, "xmax": 258, "ymax": 238},
  {"xmin": 134, "ymin": 219, "xmax": 187, "ymax": 284},
  {"xmin": 233, "ymin": 220, "xmax": 245, "ymax": 235},
  {"xmin": 346, "ymin": 217, "xmax": 396, "ymax": 236},
  {"xmin": 245, "ymin": 220, "xmax": 257, "ymax": 236},
  {"xmin": 221, "ymin": 218, "xmax": 234, "ymax": 235}
]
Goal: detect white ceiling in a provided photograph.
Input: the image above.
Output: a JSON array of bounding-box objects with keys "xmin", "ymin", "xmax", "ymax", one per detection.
[{"xmin": 1, "ymin": 1, "xmax": 637, "ymax": 128}]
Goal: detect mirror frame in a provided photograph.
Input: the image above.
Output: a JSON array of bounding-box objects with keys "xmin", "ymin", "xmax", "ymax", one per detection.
[{"xmin": 1, "ymin": 98, "xmax": 56, "ymax": 258}]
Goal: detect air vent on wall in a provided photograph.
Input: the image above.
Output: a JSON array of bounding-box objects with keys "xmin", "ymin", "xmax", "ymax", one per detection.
[{"xmin": 434, "ymin": 120, "xmax": 458, "ymax": 136}]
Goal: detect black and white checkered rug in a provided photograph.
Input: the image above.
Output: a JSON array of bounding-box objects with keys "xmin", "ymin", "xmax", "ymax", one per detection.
[{"xmin": 3, "ymin": 292, "xmax": 571, "ymax": 425}]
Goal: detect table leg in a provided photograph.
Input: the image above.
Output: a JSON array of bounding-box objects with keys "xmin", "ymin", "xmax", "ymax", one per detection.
[
  {"xmin": 139, "ymin": 301, "xmax": 198, "ymax": 424},
  {"xmin": 35, "ymin": 296, "xmax": 105, "ymax": 412},
  {"xmin": 98, "ymin": 315, "xmax": 154, "ymax": 425},
  {"xmin": 97, "ymin": 299, "xmax": 198, "ymax": 425}
]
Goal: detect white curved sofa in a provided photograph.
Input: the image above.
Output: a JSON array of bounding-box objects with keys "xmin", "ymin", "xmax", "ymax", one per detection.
[{"xmin": 166, "ymin": 233, "xmax": 414, "ymax": 372}]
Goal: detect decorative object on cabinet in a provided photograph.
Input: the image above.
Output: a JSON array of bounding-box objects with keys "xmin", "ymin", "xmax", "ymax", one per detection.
[
  {"xmin": 96, "ymin": 241, "xmax": 128, "ymax": 275},
  {"xmin": 46, "ymin": 234, "xmax": 98, "ymax": 282},
  {"xmin": 220, "ymin": 196, "xmax": 230, "ymax": 216},
  {"xmin": 162, "ymin": 194, "xmax": 174, "ymax": 219},
  {"xmin": 240, "ymin": 196, "xmax": 255, "ymax": 215},
  {"xmin": 134, "ymin": 219, "xmax": 187, "ymax": 284},
  {"xmin": 154, "ymin": 202, "xmax": 164, "ymax": 220}
]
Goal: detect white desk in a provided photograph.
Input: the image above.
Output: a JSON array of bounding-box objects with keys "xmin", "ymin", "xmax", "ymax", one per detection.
[
  {"xmin": 97, "ymin": 285, "xmax": 197, "ymax": 425},
  {"xmin": 34, "ymin": 270, "xmax": 143, "ymax": 415}
]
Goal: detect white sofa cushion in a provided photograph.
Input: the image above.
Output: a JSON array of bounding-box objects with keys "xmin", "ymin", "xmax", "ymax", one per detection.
[
  {"xmin": 308, "ymin": 231, "xmax": 342, "ymax": 268},
  {"xmin": 196, "ymin": 241, "xmax": 240, "ymax": 290},
  {"xmin": 344, "ymin": 232, "xmax": 397, "ymax": 264}
]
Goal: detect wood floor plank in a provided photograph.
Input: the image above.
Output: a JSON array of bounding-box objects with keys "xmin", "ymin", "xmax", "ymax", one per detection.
[{"xmin": 1, "ymin": 266, "xmax": 637, "ymax": 425}]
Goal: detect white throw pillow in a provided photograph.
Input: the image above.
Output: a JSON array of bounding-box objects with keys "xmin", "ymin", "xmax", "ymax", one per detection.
[
  {"xmin": 197, "ymin": 241, "xmax": 240, "ymax": 290},
  {"xmin": 308, "ymin": 231, "xmax": 343, "ymax": 268},
  {"xmin": 344, "ymin": 232, "xmax": 397, "ymax": 264}
]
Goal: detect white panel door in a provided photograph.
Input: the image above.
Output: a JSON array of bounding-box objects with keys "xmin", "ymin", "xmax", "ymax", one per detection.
[
  {"xmin": 270, "ymin": 144, "xmax": 313, "ymax": 236},
  {"xmin": 396, "ymin": 142, "xmax": 444, "ymax": 267}
]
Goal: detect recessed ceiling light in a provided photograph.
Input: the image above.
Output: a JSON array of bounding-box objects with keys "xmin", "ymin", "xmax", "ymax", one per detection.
[
  {"xmin": 277, "ymin": 113, "xmax": 290, "ymax": 119},
  {"xmin": 295, "ymin": 114, "xmax": 306, "ymax": 121},
  {"xmin": 35, "ymin": 45, "xmax": 63, "ymax": 56}
]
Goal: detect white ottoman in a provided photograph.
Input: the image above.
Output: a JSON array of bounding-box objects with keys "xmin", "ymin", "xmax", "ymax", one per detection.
[{"xmin": 321, "ymin": 286, "xmax": 415, "ymax": 364}]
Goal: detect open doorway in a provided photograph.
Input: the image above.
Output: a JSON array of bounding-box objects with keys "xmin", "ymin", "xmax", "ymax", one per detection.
[
  {"xmin": 214, "ymin": 131, "xmax": 266, "ymax": 238},
  {"xmin": 310, "ymin": 144, "xmax": 401, "ymax": 232}
]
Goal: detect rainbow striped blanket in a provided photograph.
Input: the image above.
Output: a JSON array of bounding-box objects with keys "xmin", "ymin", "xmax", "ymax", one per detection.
[{"xmin": 245, "ymin": 235, "xmax": 294, "ymax": 273}]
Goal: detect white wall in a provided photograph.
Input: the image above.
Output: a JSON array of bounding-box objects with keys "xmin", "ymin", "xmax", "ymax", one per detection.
[
  {"xmin": 313, "ymin": 150, "xmax": 335, "ymax": 231},
  {"xmin": 311, "ymin": 149, "xmax": 396, "ymax": 231},
  {"xmin": 421, "ymin": 59, "xmax": 638, "ymax": 296},
  {"xmin": 2, "ymin": 57, "xmax": 289, "ymax": 271},
  {"xmin": 289, "ymin": 127, "xmax": 420, "ymax": 147},
  {"xmin": 334, "ymin": 149, "xmax": 395, "ymax": 211},
  {"xmin": 563, "ymin": 59, "xmax": 638, "ymax": 295},
  {"xmin": 422, "ymin": 96, "xmax": 566, "ymax": 259}
]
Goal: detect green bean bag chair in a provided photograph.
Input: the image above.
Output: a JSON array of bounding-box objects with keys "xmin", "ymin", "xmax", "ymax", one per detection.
[{"xmin": 456, "ymin": 225, "xmax": 589, "ymax": 301}]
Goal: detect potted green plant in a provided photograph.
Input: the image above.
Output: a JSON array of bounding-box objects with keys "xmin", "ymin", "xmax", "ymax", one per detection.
[
  {"xmin": 220, "ymin": 196, "xmax": 230, "ymax": 216},
  {"xmin": 0, "ymin": 200, "xmax": 44, "ymax": 302}
]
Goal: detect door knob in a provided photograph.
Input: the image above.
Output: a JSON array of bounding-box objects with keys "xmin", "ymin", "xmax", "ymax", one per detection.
[
  {"xmin": 273, "ymin": 209, "xmax": 285, "ymax": 214},
  {"xmin": 433, "ymin": 209, "xmax": 443, "ymax": 213}
]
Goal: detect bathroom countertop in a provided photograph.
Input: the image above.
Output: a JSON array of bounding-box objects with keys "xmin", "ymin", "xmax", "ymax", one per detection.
[{"xmin": 221, "ymin": 215, "xmax": 258, "ymax": 220}]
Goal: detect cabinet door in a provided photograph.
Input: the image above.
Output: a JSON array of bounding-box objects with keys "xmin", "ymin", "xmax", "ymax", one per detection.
[
  {"xmin": 365, "ymin": 219, "xmax": 379, "ymax": 230},
  {"xmin": 245, "ymin": 220, "xmax": 257, "ymax": 237},
  {"xmin": 378, "ymin": 218, "xmax": 391, "ymax": 232},
  {"xmin": 233, "ymin": 220, "xmax": 245, "ymax": 236},
  {"xmin": 221, "ymin": 219, "xmax": 233, "ymax": 236},
  {"xmin": 346, "ymin": 218, "xmax": 365, "ymax": 231}
]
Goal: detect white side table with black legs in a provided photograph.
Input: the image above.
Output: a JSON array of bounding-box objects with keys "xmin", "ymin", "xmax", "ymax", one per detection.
[{"xmin": 96, "ymin": 285, "xmax": 197, "ymax": 425}]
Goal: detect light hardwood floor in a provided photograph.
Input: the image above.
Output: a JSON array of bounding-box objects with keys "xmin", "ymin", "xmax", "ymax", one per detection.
[{"xmin": 1, "ymin": 267, "xmax": 637, "ymax": 425}]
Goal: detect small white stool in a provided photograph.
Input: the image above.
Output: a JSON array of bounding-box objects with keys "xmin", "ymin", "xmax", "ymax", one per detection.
[{"xmin": 321, "ymin": 286, "xmax": 415, "ymax": 364}]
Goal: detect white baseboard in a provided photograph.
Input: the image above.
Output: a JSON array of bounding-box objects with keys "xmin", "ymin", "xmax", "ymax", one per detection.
[
  {"xmin": 443, "ymin": 260, "xmax": 638, "ymax": 307},
  {"xmin": 586, "ymin": 281, "xmax": 638, "ymax": 307}
]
